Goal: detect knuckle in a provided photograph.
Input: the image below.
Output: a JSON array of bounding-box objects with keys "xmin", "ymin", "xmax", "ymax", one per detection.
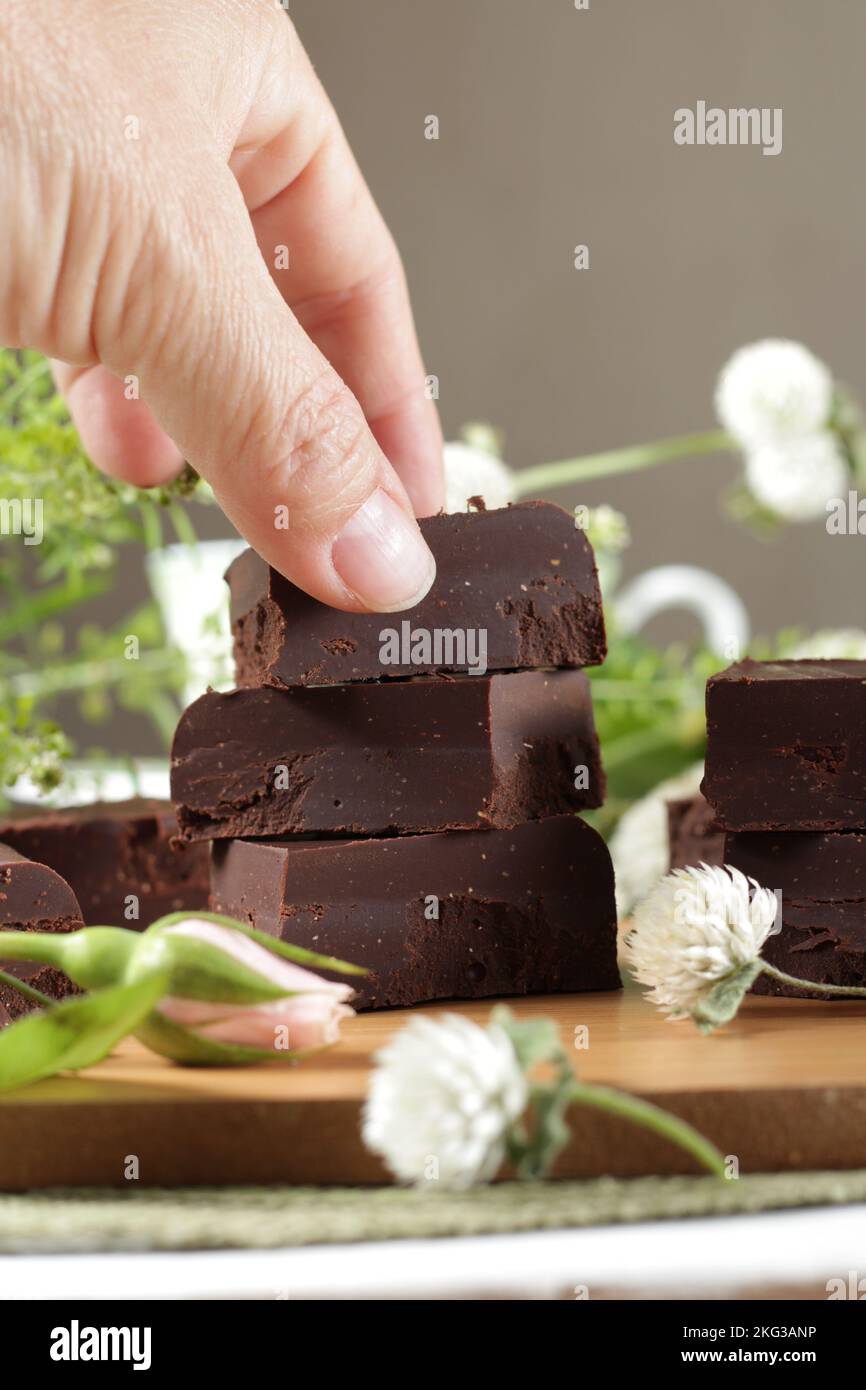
[
  {"xmin": 279, "ymin": 373, "xmax": 371, "ymax": 495},
  {"xmin": 294, "ymin": 251, "xmax": 405, "ymax": 339},
  {"xmin": 89, "ymin": 193, "xmax": 192, "ymax": 371},
  {"xmin": 231, "ymin": 369, "xmax": 374, "ymax": 518},
  {"xmin": 247, "ymin": 0, "xmax": 299, "ymax": 53},
  {"xmin": 93, "ymin": 154, "xmax": 231, "ymax": 372}
]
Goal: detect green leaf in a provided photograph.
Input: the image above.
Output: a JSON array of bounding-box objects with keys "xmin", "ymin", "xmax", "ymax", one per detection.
[
  {"xmin": 492, "ymin": 1006, "xmax": 575, "ymax": 1180},
  {"xmin": 692, "ymin": 961, "xmax": 763, "ymax": 1035},
  {"xmin": 145, "ymin": 911, "xmax": 368, "ymax": 977},
  {"xmin": 490, "ymin": 1005, "xmax": 561, "ymax": 1072},
  {"xmin": 0, "ymin": 972, "xmax": 168, "ymax": 1091},
  {"xmin": 510, "ymin": 1073, "xmax": 575, "ymax": 1180}
]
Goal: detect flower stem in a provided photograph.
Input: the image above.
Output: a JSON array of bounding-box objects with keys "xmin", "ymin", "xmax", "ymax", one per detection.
[
  {"xmin": 0, "ymin": 933, "xmax": 74, "ymax": 969},
  {"xmin": 569, "ymin": 1081, "xmax": 727, "ymax": 1177},
  {"xmin": 1, "ymin": 647, "xmax": 184, "ymax": 701},
  {"xmin": 0, "ymin": 928, "xmax": 136, "ymax": 991},
  {"xmin": 0, "ymin": 968, "xmax": 53, "ymax": 1009},
  {"xmin": 512, "ymin": 429, "xmax": 734, "ymax": 497},
  {"xmin": 761, "ymin": 962, "xmax": 866, "ymax": 998}
]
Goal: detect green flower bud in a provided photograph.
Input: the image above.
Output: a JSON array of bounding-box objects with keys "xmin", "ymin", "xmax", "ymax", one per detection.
[
  {"xmin": 128, "ymin": 928, "xmax": 292, "ymax": 1006},
  {"xmin": 0, "ymin": 926, "xmax": 136, "ymax": 990}
]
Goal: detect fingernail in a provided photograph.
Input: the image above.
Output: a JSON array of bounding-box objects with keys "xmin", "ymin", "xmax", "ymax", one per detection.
[{"xmin": 332, "ymin": 489, "xmax": 436, "ymax": 612}]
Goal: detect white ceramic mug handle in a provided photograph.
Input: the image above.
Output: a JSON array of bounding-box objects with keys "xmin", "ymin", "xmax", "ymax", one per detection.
[{"xmin": 613, "ymin": 565, "xmax": 750, "ymax": 659}]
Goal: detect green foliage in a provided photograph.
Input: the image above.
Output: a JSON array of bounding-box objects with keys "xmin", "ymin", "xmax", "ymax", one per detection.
[
  {"xmin": 692, "ymin": 962, "xmax": 764, "ymax": 1035},
  {"xmin": 0, "ymin": 699, "xmax": 70, "ymax": 794},
  {"xmin": 586, "ymin": 627, "xmax": 715, "ymax": 833},
  {"xmin": 0, "ymin": 350, "xmax": 210, "ymax": 798},
  {"xmin": 494, "ymin": 1006, "xmax": 581, "ymax": 1180},
  {"xmin": 831, "ymin": 384, "xmax": 866, "ymax": 487},
  {"xmin": 0, "ymin": 351, "xmax": 205, "ymax": 582},
  {"xmin": 493, "ymin": 1005, "xmax": 725, "ymax": 1179},
  {"xmin": 587, "ymin": 623, "xmax": 815, "ymax": 834}
]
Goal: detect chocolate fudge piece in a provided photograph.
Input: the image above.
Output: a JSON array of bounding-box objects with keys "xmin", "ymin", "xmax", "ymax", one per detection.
[
  {"xmin": 0, "ymin": 844, "xmax": 83, "ymax": 1025},
  {"xmin": 726, "ymin": 831, "xmax": 866, "ymax": 998},
  {"xmin": 171, "ymin": 670, "xmax": 604, "ymax": 842},
  {"xmin": 228, "ymin": 501, "xmax": 606, "ymax": 688},
  {"xmin": 668, "ymin": 794, "xmax": 725, "ymax": 871},
  {"xmin": 211, "ymin": 815, "xmax": 620, "ymax": 1010},
  {"xmin": 702, "ymin": 659, "xmax": 866, "ymax": 831},
  {"xmin": 0, "ymin": 800, "xmax": 210, "ymax": 929}
]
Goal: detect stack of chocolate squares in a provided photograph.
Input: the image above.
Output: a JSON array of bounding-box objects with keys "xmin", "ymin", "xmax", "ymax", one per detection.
[
  {"xmin": 171, "ymin": 501, "xmax": 621, "ymax": 1009},
  {"xmin": 667, "ymin": 793, "xmax": 724, "ymax": 873},
  {"xmin": 702, "ymin": 658, "xmax": 866, "ymax": 997}
]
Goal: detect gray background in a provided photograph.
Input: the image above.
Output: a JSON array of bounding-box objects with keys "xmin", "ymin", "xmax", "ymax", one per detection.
[{"xmin": 293, "ymin": 0, "xmax": 865, "ymax": 638}]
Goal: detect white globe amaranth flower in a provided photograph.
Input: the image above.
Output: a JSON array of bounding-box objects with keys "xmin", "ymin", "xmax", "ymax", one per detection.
[
  {"xmin": 744, "ymin": 432, "xmax": 848, "ymax": 522},
  {"xmin": 624, "ymin": 863, "xmax": 777, "ymax": 1023},
  {"xmin": 362, "ymin": 1013, "xmax": 528, "ymax": 1188},
  {"xmin": 443, "ymin": 441, "xmax": 516, "ymax": 513},
  {"xmin": 715, "ymin": 339, "xmax": 834, "ymax": 448},
  {"xmin": 582, "ymin": 505, "xmax": 631, "ymax": 593},
  {"xmin": 583, "ymin": 504, "xmax": 631, "ymax": 556},
  {"xmin": 610, "ymin": 761, "xmax": 705, "ymax": 919}
]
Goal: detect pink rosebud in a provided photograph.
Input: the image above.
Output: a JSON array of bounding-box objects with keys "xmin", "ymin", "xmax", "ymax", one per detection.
[
  {"xmin": 157, "ymin": 992, "xmax": 354, "ymax": 1049},
  {"xmin": 155, "ymin": 920, "xmax": 354, "ymax": 1052}
]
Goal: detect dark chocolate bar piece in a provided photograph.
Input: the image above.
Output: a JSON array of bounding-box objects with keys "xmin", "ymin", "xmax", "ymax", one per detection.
[
  {"xmin": 0, "ymin": 843, "xmax": 83, "ymax": 1025},
  {"xmin": 228, "ymin": 501, "xmax": 606, "ymax": 688},
  {"xmin": 668, "ymin": 794, "xmax": 725, "ymax": 871},
  {"xmin": 702, "ymin": 659, "xmax": 866, "ymax": 831},
  {"xmin": 171, "ymin": 670, "xmax": 604, "ymax": 842},
  {"xmin": 210, "ymin": 815, "xmax": 620, "ymax": 1010},
  {"xmin": 0, "ymin": 800, "xmax": 210, "ymax": 929},
  {"xmin": 726, "ymin": 830, "xmax": 866, "ymax": 998}
]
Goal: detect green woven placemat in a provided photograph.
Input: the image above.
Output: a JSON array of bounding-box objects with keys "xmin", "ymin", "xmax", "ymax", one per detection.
[{"xmin": 2, "ymin": 1170, "xmax": 866, "ymax": 1252}]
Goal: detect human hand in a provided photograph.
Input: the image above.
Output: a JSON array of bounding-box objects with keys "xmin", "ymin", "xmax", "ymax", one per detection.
[{"xmin": 0, "ymin": 0, "xmax": 442, "ymax": 610}]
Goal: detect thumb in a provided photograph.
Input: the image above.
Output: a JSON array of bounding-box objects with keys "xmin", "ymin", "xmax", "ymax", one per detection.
[{"xmin": 94, "ymin": 160, "xmax": 437, "ymax": 615}]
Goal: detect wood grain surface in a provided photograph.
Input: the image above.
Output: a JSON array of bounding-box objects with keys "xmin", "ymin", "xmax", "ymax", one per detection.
[{"xmin": 1, "ymin": 986, "xmax": 865, "ymax": 1189}]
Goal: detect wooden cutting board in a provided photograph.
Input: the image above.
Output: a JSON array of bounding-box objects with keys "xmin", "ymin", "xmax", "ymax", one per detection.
[{"xmin": 1, "ymin": 986, "xmax": 865, "ymax": 1189}]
